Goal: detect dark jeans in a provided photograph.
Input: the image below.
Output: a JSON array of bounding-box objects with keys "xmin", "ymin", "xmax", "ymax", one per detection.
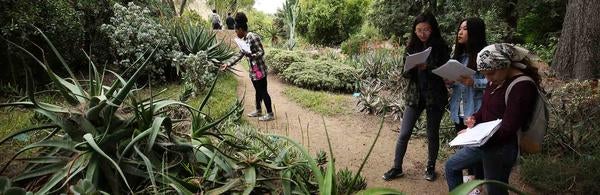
[
  {"xmin": 445, "ymin": 138, "xmax": 519, "ymax": 195},
  {"xmin": 251, "ymin": 78, "xmax": 272, "ymax": 113},
  {"xmin": 392, "ymin": 103, "xmax": 444, "ymax": 170}
]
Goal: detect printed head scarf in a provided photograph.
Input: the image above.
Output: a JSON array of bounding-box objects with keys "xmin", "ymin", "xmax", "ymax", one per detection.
[{"xmin": 476, "ymin": 43, "xmax": 531, "ymax": 71}]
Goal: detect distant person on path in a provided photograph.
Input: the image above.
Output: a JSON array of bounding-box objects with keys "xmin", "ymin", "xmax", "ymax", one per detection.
[
  {"xmin": 445, "ymin": 17, "xmax": 488, "ymax": 189},
  {"xmin": 210, "ymin": 9, "xmax": 221, "ymax": 30},
  {"xmin": 383, "ymin": 12, "xmax": 450, "ymax": 182},
  {"xmin": 220, "ymin": 12, "xmax": 274, "ymax": 121},
  {"xmin": 445, "ymin": 43, "xmax": 540, "ymax": 195},
  {"xmin": 226, "ymin": 12, "xmax": 235, "ymax": 30}
]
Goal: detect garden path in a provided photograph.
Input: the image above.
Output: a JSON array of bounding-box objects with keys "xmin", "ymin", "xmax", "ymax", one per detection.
[{"xmin": 233, "ymin": 68, "xmax": 532, "ymax": 194}]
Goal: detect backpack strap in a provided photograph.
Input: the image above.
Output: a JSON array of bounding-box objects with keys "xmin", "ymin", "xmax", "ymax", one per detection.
[{"xmin": 505, "ymin": 75, "xmax": 534, "ymax": 105}]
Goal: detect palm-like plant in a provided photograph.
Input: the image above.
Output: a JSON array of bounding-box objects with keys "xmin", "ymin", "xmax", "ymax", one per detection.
[
  {"xmin": 0, "ymin": 27, "xmax": 240, "ymax": 194},
  {"xmin": 172, "ymin": 21, "xmax": 234, "ymax": 61}
]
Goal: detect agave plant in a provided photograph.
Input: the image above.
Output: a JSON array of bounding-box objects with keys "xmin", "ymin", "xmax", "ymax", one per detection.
[
  {"xmin": 0, "ymin": 27, "xmax": 241, "ymax": 194},
  {"xmin": 356, "ymin": 79, "xmax": 384, "ymax": 114},
  {"xmin": 172, "ymin": 21, "xmax": 234, "ymax": 62}
]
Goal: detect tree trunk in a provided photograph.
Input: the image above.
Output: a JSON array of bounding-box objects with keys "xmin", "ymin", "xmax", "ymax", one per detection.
[
  {"xmin": 179, "ymin": 0, "xmax": 188, "ymax": 16},
  {"xmin": 552, "ymin": 0, "xmax": 600, "ymax": 80}
]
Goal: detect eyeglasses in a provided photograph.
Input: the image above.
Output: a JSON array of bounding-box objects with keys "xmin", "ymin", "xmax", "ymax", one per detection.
[{"xmin": 415, "ymin": 29, "xmax": 432, "ymax": 34}]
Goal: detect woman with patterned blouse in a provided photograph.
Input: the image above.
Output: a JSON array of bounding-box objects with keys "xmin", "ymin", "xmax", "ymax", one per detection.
[{"xmin": 221, "ymin": 12, "xmax": 274, "ymax": 121}]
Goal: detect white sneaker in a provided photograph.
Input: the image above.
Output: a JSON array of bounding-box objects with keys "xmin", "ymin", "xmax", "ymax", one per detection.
[
  {"xmin": 247, "ymin": 110, "xmax": 262, "ymax": 117},
  {"xmin": 258, "ymin": 113, "xmax": 274, "ymax": 121}
]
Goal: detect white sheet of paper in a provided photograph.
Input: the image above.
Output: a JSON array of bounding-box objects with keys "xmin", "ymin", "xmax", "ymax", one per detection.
[
  {"xmin": 432, "ymin": 59, "xmax": 476, "ymax": 81},
  {"xmin": 449, "ymin": 119, "xmax": 502, "ymax": 147},
  {"xmin": 234, "ymin": 38, "xmax": 251, "ymax": 53},
  {"xmin": 404, "ymin": 47, "xmax": 432, "ymax": 72}
]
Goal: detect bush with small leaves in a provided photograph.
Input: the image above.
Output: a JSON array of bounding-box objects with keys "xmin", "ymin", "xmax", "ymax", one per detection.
[
  {"xmin": 281, "ymin": 59, "xmax": 359, "ymax": 92},
  {"xmin": 172, "ymin": 51, "xmax": 218, "ymax": 96},
  {"xmin": 101, "ymin": 2, "xmax": 179, "ymax": 82}
]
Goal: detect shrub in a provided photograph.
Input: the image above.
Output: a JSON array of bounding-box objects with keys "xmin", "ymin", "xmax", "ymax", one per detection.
[
  {"xmin": 298, "ymin": 0, "xmax": 369, "ymax": 45},
  {"xmin": 172, "ymin": 51, "xmax": 218, "ymax": 96},
  {"xmin": 521, "ymin": 153, "xmax": 600, "ymax": 194},
  {"xmin": 281, "ymin": 59, "xmax": 359, "ymax": 92},
  {"xmin": 341, "ymin": 35, "xmax": 369, "ymax": 56},
  {"xmin": 546, "ymin": 80, "xmax": 600, "ymax": 155},
  {"xmin": 101, "ymin": 2, "xmax": 179, "ymax": 82},
  {"xmin": 265, "ymin": 48, "xmax": 308, "ymax": 74}
]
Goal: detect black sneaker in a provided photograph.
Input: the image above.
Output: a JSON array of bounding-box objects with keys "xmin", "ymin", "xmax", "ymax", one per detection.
[
  {"xmin": 425, "ymin": 167, "xmax": 436, "ymax": 181},
  {"xmin": 382, "ymin": 168, "xmax": 404, "ymax": 181}
]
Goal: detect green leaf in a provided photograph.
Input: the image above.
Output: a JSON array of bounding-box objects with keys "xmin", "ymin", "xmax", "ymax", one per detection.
[
  {"xmin": 5, "ymin": 187, "xmax": 27, "ymax": 195},
  {"xmin": 450, "ymin": 180, "xmax": 527, "ymax": 195},
  {"xmin": 268, "ymin": 135, "xmax": 323, "ymax": 188},
  {"xmin": 133, "ymin": 145, "xmax": 158, "ymax": 194},
  {"xmin": 12, "ymin": 163, "xmax": 65, "ymax": 182},
  {"xmin": 83, "ymin": 133, "xmax": 133, "ymax": 193},
  {"xmin": 36, "ymin": 167, "xmax": 69, "ymax": 194},
  {"xmin": 146, "ymin": 117, "xmax": 171, "ymax": 153},
  {"xmin": 356, "ymin": 188, "xmax": 405, "ymax": 195},
  {"xmin": 0, "ymin": 176, "xmax": 10, "ymax": 191},
  {"xmin": 351, "ymin": 116, "xmax": 385, "ymax": 190},
  {"xmin": 242, "ymin": 166, "xmax": 256, "ymax": 195},
  {"xmin": 0, "ymin": 124, "xmax": 58, "ymax": 146},
  {"xmin": 206, "ymin": 178, "xmax": 242, "ymax": 195},
  {"xmin": 110, "ymin": 48, "xmax": 158, "ymax": 107}
]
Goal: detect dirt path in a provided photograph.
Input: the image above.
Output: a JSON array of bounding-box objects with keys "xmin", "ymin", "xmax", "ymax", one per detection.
[{"xmin": 232, "ymin": 67, "xmax": 536, "ymax": 194}]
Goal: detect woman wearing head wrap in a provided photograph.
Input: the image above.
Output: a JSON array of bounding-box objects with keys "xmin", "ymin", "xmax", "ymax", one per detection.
[{"xmin": 445, "ymin": 43, "xmax": 541, "ymax": 195}]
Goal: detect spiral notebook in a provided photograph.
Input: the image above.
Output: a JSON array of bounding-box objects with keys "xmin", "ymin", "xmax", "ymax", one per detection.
[{"xmin": 449, "ymin": 119, "xmax": 502, "ymax": 147}]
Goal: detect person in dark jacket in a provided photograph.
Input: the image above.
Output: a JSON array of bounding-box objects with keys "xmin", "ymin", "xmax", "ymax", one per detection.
[
  {"xmin": 383, "ymin": 12, "xmax": 450, "ymax": 182},
  {"xmin": 225, "ymin": 12, "xmax": 235, "ymax": 30}
]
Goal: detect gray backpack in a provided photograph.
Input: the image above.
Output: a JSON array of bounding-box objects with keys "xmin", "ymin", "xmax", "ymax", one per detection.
[{"xmin": 505, "ymin": 76, "xmax": 548, "ymax": 154}]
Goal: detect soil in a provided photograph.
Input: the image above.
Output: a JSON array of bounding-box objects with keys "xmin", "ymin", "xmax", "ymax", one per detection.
[{"xmin": 234, "ymin": 68, "xmax": 538, "ymax": 194}]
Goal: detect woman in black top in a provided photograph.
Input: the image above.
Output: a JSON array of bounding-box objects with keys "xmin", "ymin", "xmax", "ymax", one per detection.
[{"xmin": 383, "ymin": 12, "xmax": 450, "ymax": 182}]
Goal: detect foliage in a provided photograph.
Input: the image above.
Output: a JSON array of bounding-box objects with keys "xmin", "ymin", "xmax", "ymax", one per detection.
[
  {"xmin": 341, "ymin": 23, "xmax": 384, "ymax": 56},
  {"xmin": 546, "ymin": 80, "xmax": 600, "ymax": 156},
  {"xmin": 0, "ymin": 28, "xmax": 242, "ymax": 194},
  {"xmin": 521, "ymin": 153, "xmax": 600, "ymax": 194},
  {"xmin": 0, "ymin": 0, "xmax": 86, "ymax": 84},
  {"xmin": 336, "ymin": 168, "xmax": 367, "ymax": 194},
  {"xmin": 264, "ymin": 48, "xmax": 308, "ymax": 74},
  {"xmin": 172, "ymin": 51, "xmax": 218, "ymax": 97},
  {"xmin": 283, "ymin": 86, "xmax": 351, "ymax": 116},
  {"xmin": 353, "ymin": 49, "xmax": 407, "ymax": 120},
  {"xmin": 0, "ymin": 176, "xmax": 31, "ymax": 195},
  {"xmin": 520, "ymin": 36, "xmax": 559, "ymax": 64},
  {"xmin": 101, "ymin": 2, "xmax": 179, "ymax": 82},
  {"xmin": 298, "ymin": 0, "xmax": 369, "ymax": 45},
  {"xmin": 282, "ymin": 0, "xmax": 300, "ymax": 50},
  {"xmin": 450, "ymin": 180, "xmax": 526, "ymax": 195},
  {"xmin": 281, "ymin": 59, "xmax": 359, "ymax": 92}
]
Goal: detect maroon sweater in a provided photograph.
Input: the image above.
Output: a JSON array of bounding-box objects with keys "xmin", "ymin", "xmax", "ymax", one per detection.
[{"xmin": 473, "ymin": 75, "xmax": 537, "ymax": 148}]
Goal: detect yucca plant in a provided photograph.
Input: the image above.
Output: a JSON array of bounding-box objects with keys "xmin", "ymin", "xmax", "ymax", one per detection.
[
  {"xmin": 172, "ymin": 21, "xmax": 234, "ymax": 62},
  {"xmin": 282, "ymin": 0, "xmax": 299, "ymax": 50},
  {"xmin": 0, "ymin": 27, "xmax": 240, "ymax": 194}
]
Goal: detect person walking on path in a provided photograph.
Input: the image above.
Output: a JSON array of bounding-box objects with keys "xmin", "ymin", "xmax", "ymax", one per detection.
[{"xmin": 221, "ymin": 12, "xmax": 274, "ymax": 121}]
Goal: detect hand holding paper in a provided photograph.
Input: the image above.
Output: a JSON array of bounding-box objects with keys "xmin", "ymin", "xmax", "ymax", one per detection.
[
  {"xmin": 449, "ymin": 119, "xmax": 502, "ymax": 147},
  {"xmin": 432, "ymin": 59, "xmax": 476, "ymax": 81},
  {"xmin": 404, "ymin": 47, "xmax": 432, "ymax": 72}
]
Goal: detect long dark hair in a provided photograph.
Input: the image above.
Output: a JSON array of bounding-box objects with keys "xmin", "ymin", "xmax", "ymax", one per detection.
[
  {"xmin": 406, "ymin": 12, "xmax": 447, "ymax": 54},
  {"xmin": 452, "ymin": 18, "xmax": 487, "ymax": 70}
]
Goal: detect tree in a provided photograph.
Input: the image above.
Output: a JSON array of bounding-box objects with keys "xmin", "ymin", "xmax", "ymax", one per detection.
[{"xmin": 552, "ymin": 0, "xmax": 600, "ymax": 80}]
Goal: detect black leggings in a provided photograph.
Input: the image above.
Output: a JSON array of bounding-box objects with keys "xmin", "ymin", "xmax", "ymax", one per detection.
[{"xmin": 251, "ymin": 78, "xmax": 273, "ymax": 113}]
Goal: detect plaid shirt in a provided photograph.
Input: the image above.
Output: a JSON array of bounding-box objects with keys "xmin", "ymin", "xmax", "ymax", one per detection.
[{"xmin": 227, "ymin": 32, "xmax": 267, "ymax": 81}]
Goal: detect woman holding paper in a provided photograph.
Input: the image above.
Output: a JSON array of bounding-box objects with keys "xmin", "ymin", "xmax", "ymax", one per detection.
[
  {"xmin": 383, "ymin": 12, "xmax": 449, "ymax": 182},
  {"xmin": 445, "ymin": 43, "xmax": 540, "ymax": 195},
  {"xmin": 221, "ymin": 12, "xmax": 274, "ymax": 121},
  {"xmin": 446, "ymin": 18, "xmax": 488, "ymax": 189}
]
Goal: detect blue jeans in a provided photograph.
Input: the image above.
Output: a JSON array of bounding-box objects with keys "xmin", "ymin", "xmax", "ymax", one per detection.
[
  {"xmin": 392, "ymin": 103, "xmax": 444, "ymax": 169},
  {"xmin": 445, "ymin": 147, "xmax": 484, "ymax": 190},
  {"xmin": 445, "ymin": 138, "xmax": 519, "ymax": 195}
]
